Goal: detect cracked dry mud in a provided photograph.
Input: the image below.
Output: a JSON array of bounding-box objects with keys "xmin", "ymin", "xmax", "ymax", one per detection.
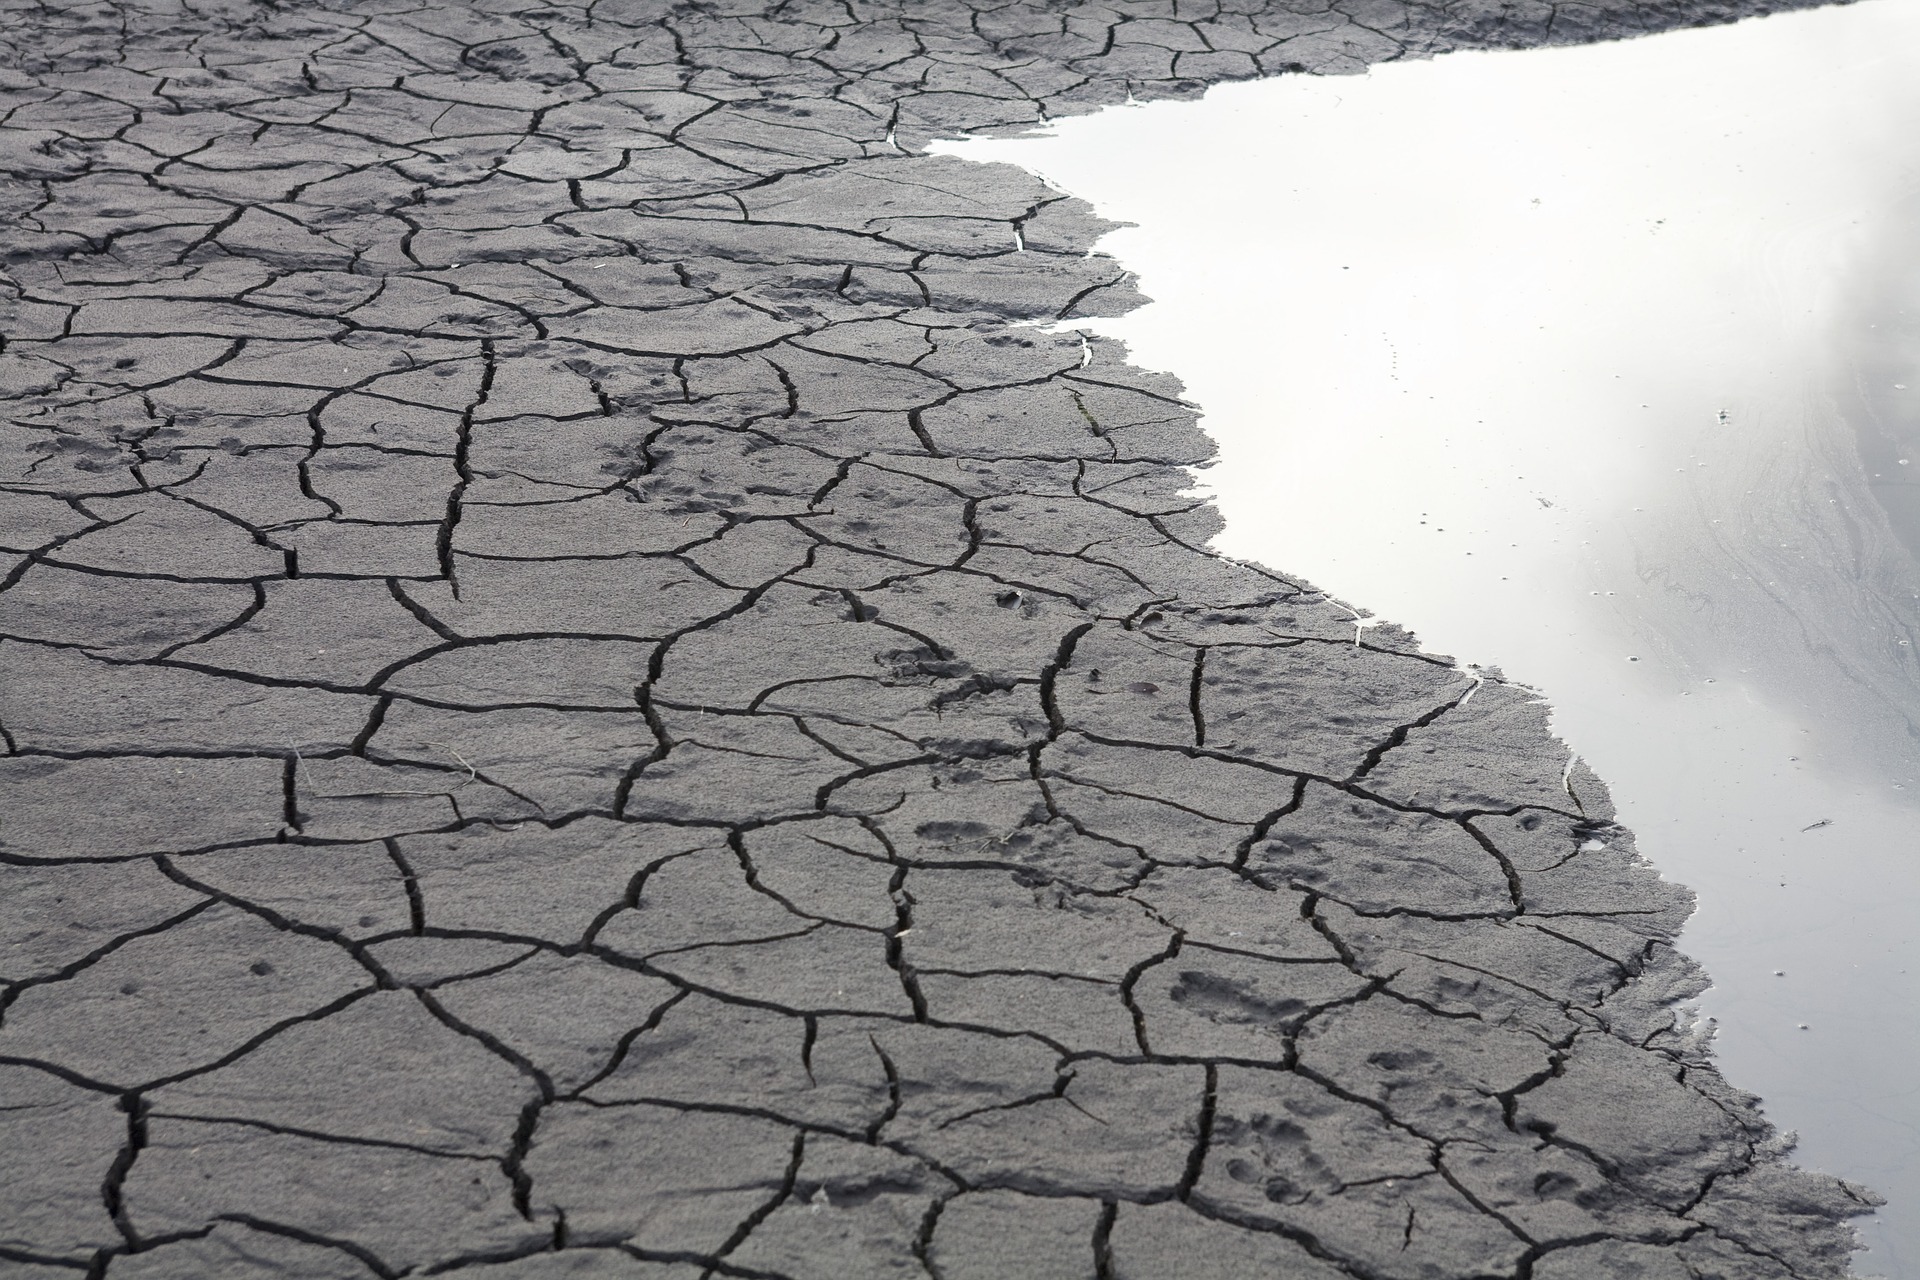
[{"xmin": 0, "ymin": 1, "xmax": 1887, "ymax": 1277}]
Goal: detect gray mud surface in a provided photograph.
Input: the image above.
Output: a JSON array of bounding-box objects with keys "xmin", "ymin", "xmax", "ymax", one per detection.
[{"xmin": 0, "ymin": 3, "xmax": 1886, "ymax": 1278}]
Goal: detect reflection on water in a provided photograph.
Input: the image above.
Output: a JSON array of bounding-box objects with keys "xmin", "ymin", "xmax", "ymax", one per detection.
[
  {"xmin": 1846, "ymin": 232, "xmax": 1920, "ymax": 565},
  {"xmin": 942, "ymin": 3, "xmax": 1920, "ymax": 1270}
]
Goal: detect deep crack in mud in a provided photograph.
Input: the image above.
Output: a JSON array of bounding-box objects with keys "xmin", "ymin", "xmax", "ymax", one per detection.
[{"xmin": 0, "ymin": 2, "xmax": 1885, "ymax": 1277}]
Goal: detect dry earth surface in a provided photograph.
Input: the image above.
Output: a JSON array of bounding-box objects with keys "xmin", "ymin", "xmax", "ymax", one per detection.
[{"xmin": 0, "ymin": 1, "xmax": 1886, "ymax": 1278}]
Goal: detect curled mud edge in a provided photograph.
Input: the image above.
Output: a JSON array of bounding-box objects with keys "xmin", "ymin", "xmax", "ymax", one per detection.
[{"xmin": 0, "ymin": 2, "xmax": 1883, "ymax": 1278}]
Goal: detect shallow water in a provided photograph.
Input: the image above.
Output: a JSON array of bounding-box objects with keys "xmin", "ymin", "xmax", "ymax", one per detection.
[{"xmin": 943, "ymin": 4, "xmax": 1920, "ymax": 1270}]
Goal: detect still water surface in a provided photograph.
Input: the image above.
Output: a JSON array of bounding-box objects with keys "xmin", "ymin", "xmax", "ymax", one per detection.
[{"xmin": 945, "ymin": 4, "xmax": 1920, "ymax": 1270}]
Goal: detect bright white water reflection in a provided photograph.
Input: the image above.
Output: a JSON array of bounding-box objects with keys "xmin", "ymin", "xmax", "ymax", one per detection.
[{"xmin": 944, "ymin": 3, "xmax": 1920, "ymax": 1270}]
